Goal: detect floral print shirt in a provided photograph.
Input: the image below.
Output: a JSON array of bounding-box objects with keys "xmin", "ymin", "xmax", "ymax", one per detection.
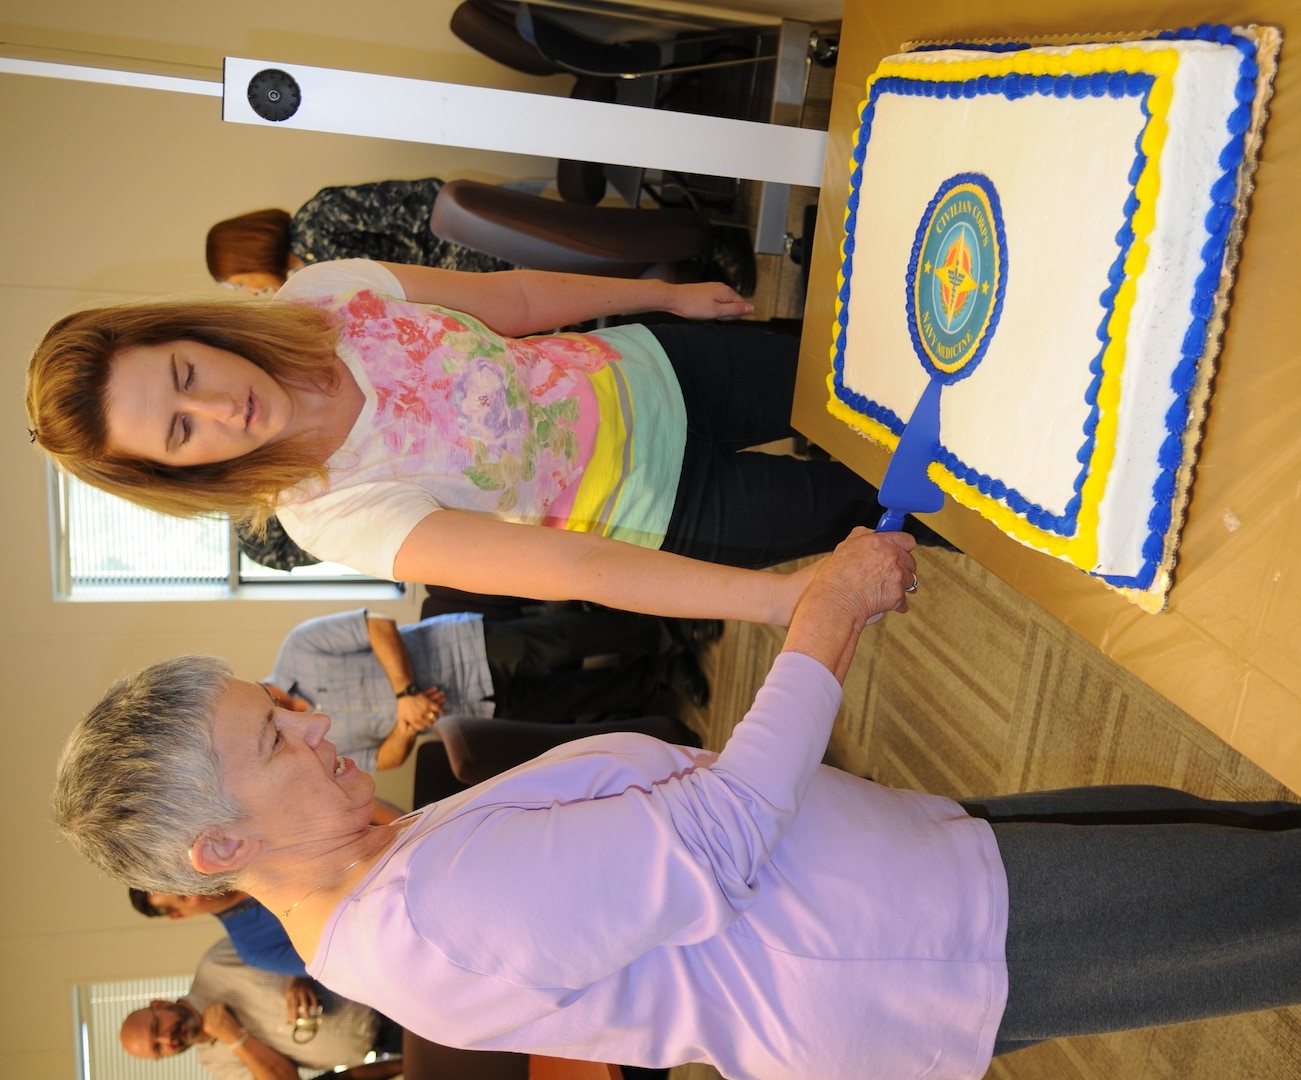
[{"xmin": 275, "ymin": 261, "xmax": 686, "ymax": 580}]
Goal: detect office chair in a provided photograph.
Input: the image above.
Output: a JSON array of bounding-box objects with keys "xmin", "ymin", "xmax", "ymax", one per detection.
[
  {"xmin": 450, "ymin": 0, "xmax": 775, "ymax": 206},
  {"xmin": 429, "ymin": 179, "xmax": 712, "ymax": 279},
  {"xmin": 512, "ymin": 2, "xmax": 772, "ymax": 82}
]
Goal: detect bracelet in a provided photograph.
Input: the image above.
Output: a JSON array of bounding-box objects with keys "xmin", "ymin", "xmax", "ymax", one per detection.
[
  {"xmin": 229, "ymin": 1029, "xmax": 249, "ymax": 1050},
  {"xmin": 395, "ymin": 682, "xmax": 422, "ymax": 699}
]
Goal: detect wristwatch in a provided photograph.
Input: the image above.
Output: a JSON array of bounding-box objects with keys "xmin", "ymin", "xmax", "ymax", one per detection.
[{"xmin": 395, "ymin": 682, "xmax": 422, "ymax": 699}]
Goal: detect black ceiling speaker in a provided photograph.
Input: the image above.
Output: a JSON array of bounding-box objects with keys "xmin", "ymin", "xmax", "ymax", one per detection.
[{"xmin": 246, "ymin": 68, "xmax": 301, "ymax": 122}]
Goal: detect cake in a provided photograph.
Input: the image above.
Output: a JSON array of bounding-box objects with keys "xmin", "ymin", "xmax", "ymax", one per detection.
[{"xmin": 827, "ymin": 24, "xmax": 1279, "ymax": 610}]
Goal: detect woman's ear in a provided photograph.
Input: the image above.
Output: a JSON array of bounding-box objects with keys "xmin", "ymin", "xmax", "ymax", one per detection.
[{"xmin": 190, "ymin": 832, "xmax": 258, "ymax": 876}]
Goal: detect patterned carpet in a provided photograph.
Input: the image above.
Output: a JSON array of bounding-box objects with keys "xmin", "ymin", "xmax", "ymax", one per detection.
[{"xmin": 672, "ymin": 545, "xmax": 1301, "ymax": 1080}]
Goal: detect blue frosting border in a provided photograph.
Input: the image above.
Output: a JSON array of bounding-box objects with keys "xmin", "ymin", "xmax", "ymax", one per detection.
[{"xmin": 831, "ymin": 25, "xmax": 1255, "ymax": 589}]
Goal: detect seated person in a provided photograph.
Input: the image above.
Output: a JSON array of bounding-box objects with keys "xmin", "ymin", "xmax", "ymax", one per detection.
[
  {"xmin": 207, "ymin": 180, "xmax": 513, "ymax": 297},
  {"xmin": 119, "ymin": 938, "xmax": 394, "ymax": 1080},
  {"xmin": 128, "ymin": 888, "xmax": 305, "ymax": 978},
  {"xmin": 264, "ymin": 607, "xmax": 708, "ymax": 774},
  {"xmin": 61, "ymin": 530, "xmax": 1301, "ymax": 1080}
]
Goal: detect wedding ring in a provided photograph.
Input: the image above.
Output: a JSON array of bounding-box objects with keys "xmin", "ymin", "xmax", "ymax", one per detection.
[{"xmin": 905, "ymin": 574, "xmax": 919, "ymax": 594}]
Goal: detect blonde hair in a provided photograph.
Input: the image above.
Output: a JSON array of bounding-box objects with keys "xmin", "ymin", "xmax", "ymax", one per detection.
[{"xmin": 26, "ymin": 298, "xmax": 340, "ymax": 526}]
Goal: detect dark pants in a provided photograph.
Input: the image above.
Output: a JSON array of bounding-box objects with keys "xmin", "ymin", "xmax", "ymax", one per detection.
[
  {"xmin": 959, "ymin": 786, "xmax": 1301, "ymax": 1055},
  {"xmin": 482, "ymin": 609, "xmax": 671, "ymax": 721},
  {"xmin": 650, "ymin": 323, "xmax": 893, "ymax": 568}
]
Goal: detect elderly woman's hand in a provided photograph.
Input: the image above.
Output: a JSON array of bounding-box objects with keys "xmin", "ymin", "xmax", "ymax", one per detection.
[{"xmin": 782, "ymin": 528, "xmax": 918, "ymax": 682}]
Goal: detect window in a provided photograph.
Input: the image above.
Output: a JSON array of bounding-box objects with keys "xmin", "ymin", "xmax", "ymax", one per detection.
[
  {"xmin": 73, "ymin": 974, "xmax": 202, "ymax": 1080},
  {"xmin": 49, "ymin": 469, "xmax": 401, "ymax": 601}
]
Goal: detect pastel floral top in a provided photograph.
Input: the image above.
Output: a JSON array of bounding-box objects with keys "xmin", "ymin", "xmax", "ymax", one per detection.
[{"xmin": 275, "ymin": 260, "xmax": 687, "ymax": 580}]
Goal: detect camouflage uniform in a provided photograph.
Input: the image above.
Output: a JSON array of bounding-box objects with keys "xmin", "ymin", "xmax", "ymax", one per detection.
[{"xmin": 291, "ymin": 178, "xmax": 514, "ymax": 274}]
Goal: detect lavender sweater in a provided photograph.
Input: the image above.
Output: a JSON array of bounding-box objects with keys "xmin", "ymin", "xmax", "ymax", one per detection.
[{"xmin": 309, "ymin": 651, "xmax": 1009, "ymax": 1080}]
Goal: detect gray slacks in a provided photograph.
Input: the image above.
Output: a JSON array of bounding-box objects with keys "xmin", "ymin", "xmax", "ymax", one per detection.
[{"xmin": 959, "ymin": 786, "xmax": 1301, "ymax": 1055}]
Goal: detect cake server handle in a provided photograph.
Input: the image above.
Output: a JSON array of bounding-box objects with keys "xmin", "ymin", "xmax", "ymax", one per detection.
[{"xmin": 874, "ymin": 376, "xmax": 946, "ymax": 533}]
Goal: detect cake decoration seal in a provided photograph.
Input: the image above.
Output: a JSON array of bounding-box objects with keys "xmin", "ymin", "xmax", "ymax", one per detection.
[{"xmin": 907, "ymin": 172, "xmax": 1006, "ymax": 381}]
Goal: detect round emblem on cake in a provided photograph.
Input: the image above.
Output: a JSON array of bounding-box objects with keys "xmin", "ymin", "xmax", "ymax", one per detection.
[{"xmin": 907, "ymin": 173, "xmax": 1006, "ymax": 381}]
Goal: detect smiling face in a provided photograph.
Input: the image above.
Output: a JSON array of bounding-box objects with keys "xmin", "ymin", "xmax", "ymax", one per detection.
[
  {"xmin": 208, "ymin": 679, "xmax": 375, "ymax": 857},
  {"xmin": 103, "ymin": 340, "xmax": 295, "ymax": 467},
  {"xmin": 120, "ymin": 999, "xmax": 202, "ymax": 1059}
]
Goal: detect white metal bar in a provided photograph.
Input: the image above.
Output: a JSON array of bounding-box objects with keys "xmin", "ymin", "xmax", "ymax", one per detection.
[
  {"xmin": 0, "ymin": 55, "xmax": 221, "ymax": 96},
  {"xmin": 222, "ymin": 57, "xmax": 826, "ymax": 187}
]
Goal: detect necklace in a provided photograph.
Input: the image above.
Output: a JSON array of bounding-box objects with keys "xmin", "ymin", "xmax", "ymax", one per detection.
[
  {"xmin": 279, "ymin": 853, "xmax": 367, "ymax": 919},
  {"xmin": 277, "ymin": 820, "xmax": 414, "ymax": 918}
]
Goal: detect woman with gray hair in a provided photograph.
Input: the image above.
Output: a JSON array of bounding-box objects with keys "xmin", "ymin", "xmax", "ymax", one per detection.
[{"xmin": 54, "ymin": 529, "xmax": 1301, "ymax": 1080}]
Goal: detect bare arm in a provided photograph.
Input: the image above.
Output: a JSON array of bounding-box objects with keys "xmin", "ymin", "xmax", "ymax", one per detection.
[
  {"xmin": 781, "ymin": 527, "xmax": 918, "ymax": 683},
  {"xmin": 392, "ymin": 510, "xmax": 816, "ymax": 626},
  {"xmin": 374, "ymin": 720, "xmax": 420, "ymax": 772},
  {"xmin": 382, "ymin": 262, "xmax": 752, "ymax": 336},
  {"xmin": 201, "ymin": 1002, "xmax": 299, "ymax": 1080},
  {"xmin": 365, "ymin": 615, "xmax": 442, "ymax": 768},
  {"xmin": 364, "ymin": 614, "xmax": 419, "ymax": 695}
]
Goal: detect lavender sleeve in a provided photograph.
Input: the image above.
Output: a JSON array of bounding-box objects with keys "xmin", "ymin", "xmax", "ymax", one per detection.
[{"xmin": 404, "ymin": 650, "xmax": 843, "ymax": 988}]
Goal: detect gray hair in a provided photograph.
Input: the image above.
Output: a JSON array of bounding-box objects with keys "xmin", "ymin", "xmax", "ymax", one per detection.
[{"xmin": 53, "ymin": 655, "xmax": 245, "ymax": 895}]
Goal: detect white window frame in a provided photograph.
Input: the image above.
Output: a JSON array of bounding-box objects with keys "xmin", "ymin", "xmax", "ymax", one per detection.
[{"xmin": 48, "ymin": 467, "xmax": 403, "ymax": 602}]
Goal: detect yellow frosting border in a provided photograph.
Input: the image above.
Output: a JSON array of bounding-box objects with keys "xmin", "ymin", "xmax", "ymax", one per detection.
[{"xmin": 827, "ymin": 44, "xmax": 1180, "ymax": 573}]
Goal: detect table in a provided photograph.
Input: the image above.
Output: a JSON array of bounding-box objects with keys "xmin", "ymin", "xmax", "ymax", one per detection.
[{"xmin": 793, "ymin": 0, "xmax": 1301, "ymax": 791}]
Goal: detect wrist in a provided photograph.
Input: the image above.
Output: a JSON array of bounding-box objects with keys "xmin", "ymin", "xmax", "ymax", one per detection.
[
  {"xmin": 394, "ymin": 682, "xmax": 421, "ymax": 699},
  {"xmin": 226, "ymin": 1029, "xmax": 249, "ymax": 1050}
]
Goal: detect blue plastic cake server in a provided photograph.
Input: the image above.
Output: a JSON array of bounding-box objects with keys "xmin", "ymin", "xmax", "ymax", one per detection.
[{"xmin": 875, "ymin": 376, "xmax": 946, "ymax": 532}]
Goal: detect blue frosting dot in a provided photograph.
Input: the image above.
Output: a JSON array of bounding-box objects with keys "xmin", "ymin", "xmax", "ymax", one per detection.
[
  {"xmin": 1210, "ymin": 172, "xmax": 1238, "ymax": 202},
  {"xmin": 1157, "ymin": 433, "xmax": 1184, "ymax": 469},
  {"xmin": 1151, "ymin": 472, "xmax": 1177, "ymax": 503},
  {"xmin": 1170, "ymin": 352, "xmax": 1199, "ymax": 394},
  {"xmin": 1180, "ymin": 318, "xmax": 1207, "ymax": 356}
]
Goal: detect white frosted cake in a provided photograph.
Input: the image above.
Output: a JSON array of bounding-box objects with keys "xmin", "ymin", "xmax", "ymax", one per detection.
[{"xmin": 828, "ymin": 25, "xmax": 1278, "ymax": 610}]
